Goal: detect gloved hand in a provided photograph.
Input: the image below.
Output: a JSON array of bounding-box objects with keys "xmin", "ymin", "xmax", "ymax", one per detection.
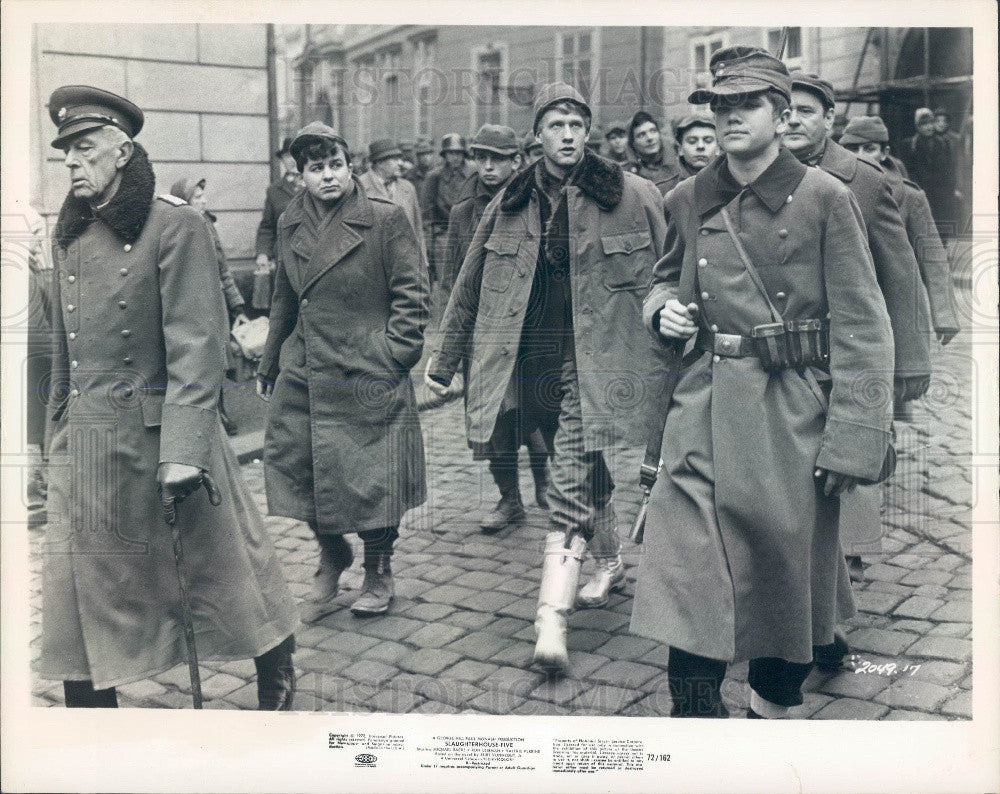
[
  {"xmin": 157, "ymin": 462, "xmax": 221, "ymax": 526},
  {"xmin": 814, "ymin": 467, "xmax": 860, "ymax": 497},
  {"xmin": 895, "ymin": 374, "xmax": 931, "ymax": 403},
  {"xmin": 936, "ymin": 326, "xmax": 959, "ymax": 346}
]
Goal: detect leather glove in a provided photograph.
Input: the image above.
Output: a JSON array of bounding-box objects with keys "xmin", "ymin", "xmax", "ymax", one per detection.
[
  {"xmin": 936, "ymin": 326, "xmax": 959, "ymax": 346},
  {"xmin": 896, "ymin": 374, "xmax": 931, "ymax": 403},
  {"xmin": 814, "ymin": 468, "xmax": 860, "ymax": 497},
  {"xmin": 157, "ymin": 462, "xmax": 221, "ymax": 526}
]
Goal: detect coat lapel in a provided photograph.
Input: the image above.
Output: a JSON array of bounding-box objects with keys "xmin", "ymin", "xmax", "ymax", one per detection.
[{"xmin": 299, "ymin": 185, "xmax": 374, "ymax": 296}]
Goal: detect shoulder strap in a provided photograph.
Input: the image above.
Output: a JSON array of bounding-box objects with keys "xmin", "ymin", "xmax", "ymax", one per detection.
[{"xmin": 719, "ymin": 205, "xmax": 783, "ymax": 323}]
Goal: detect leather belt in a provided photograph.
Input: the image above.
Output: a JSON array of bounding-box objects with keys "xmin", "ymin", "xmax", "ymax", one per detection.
[{"xmin": 695, "ymin": 327, "xmax": 759, "ymax": 358}]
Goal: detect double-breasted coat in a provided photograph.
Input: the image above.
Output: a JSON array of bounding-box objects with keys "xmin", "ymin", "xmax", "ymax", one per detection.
[
  {"xmin": 40, "ymin": 147, "xmax": 298, "ymax": 689},
  {"xmin": 428, "ymin": 152, "xmax": 670, "ymax": 453},
  {"xmin": 630, "ymin": 149, "xmax": 895, "ymax": 664},
  {"xmin": 259, "ymin": 180, "xmax": 429, "ymax": 534}
]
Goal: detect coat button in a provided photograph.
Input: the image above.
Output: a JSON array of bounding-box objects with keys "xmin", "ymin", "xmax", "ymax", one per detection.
[
  {"xmin": 68, "ymin": 332, "xmax": 76, "ymax": 340},
  {"xmin": 120, "ymin": 268, "xmax": 128, "ymax": 276},
  {"xmin": 700, "ymin": 229, "xmax": 709, "ymax": 236},
  {"xmin": 71, "ymin": 360, "xmax": 78, "ymax": 368},
  {"xmin": 118, "ymin": 301, "xmax": 127, "ymax": 309},
  {"xmin": 123, "ymin": 355, "xmax": 133, "ymax": 364},
  {"xmin": 124, "ymin": 244, "xmax": 132, "ymax": 252},
  {"xmin": 122, "ymin": 387, "xmax": 134, "ymax": 398},
  {"xmin": 66, "ymin": 304, "xmax": 75, "ymax": 312},
  {"xmin": 710, "ymin": 324, "xmax": 719, "ymax": 332},
  {"xmin": 698, "ymin": 257, "xmax": 708, "ymax": 267},
  {"xmin": 301, "ymin": 298, "xmax": 309, "ymax": 307},
  {"xmin": 778, "ymin": 229, "xmax": 789, "ymax": 238},
  {"xmin": 785, "ymin": 195, "xmax": 793, "ymax": 204},
  {"xmin": 67, "ymin": 274, "xmax": 76, "ymax": 283},
  {"xmin": 121, "ymin": 329, "xmax": 131, "ymax": 338},
  {"xmin": 713, "ymin": 355, "xmax": 721, "ymax": 363},
  {"xmin": 500, "ymin": 347, "xmax": 509, "ymax": 355},
  {"xmin": 701, "ymin": 291, "xmax": 710, "ymax": 300},
  {"xmin": 71, "ymin": 388, "xmax": 80, "ymax": 397},
  {"xmin": 776, "ymin": 291, "xmax": 787, "ymax": 299},
  {"xmin": 623, "ymin": 240, "xmax": 633, "ymax": 252}
]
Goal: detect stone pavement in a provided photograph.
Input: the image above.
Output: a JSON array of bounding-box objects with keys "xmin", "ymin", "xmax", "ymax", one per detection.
[{"xmin": 29, "ymin": 286, "xmax": 976, "ymax": 719}]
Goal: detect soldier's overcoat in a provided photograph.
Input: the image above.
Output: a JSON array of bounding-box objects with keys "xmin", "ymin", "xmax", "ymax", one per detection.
[
  {"xmin": 631, "ymin": 149, "xmax": 895, "ymax": 664},
  {"xmin": 41, "ymin": 145, "xmax": 298, "ymax": 689}
]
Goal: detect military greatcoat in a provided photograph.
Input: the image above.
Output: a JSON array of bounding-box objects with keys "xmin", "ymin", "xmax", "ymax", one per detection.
[
  {"xmin": 40, "ymin": 146, "xmax": 298, "ymax": 689},
  {"xmin": 631, "ymin": 149, "xmax": 894, "ymax": 664}
]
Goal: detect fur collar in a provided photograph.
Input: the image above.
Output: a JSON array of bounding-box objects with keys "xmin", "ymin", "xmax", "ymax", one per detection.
[
  {"xmin": 500, "ymin": 149, "xmax": 624, "ymax": 213},
  {"xmin": 54, "ymin": 142, "xmax": 156, "ymax": 249}
]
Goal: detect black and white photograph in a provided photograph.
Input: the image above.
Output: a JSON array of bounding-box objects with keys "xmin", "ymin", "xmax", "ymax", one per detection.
[{"xmin": 2, "ymin": 2, "xmax": 997, "ymax": 792}]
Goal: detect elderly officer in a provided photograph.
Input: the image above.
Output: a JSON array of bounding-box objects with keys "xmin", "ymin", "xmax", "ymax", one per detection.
[
  {"xmin": 661, "ymin": 111, "xmax": 719, "ymax": 193},
  {"xmin": 425, "ymin": 82, "xmax": 669, "ymax": 673},
  {"xmin": 359, "ymin": 139, "xmax": 428, "ymax": 268},
  {"xmin": 439, "ymin": 124, "xmax": 551, "ymax": 531},
  {"xmin": 627, "ymin": 110, "xmax": 679, "ymax": 195},
  {"xmin": 631, "ymin": 48, "xmax": 895, "ymax": 718},
  {"xmin": 41, "ymin": 86, "xmax": 298, "ymax": 709}
]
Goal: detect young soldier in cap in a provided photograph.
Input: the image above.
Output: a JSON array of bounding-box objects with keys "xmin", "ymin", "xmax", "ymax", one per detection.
[
  {"xmin": 254, "ymin": 137, "xmax": 304, "ymax": 307},
  {"xmin": 522, "ymin": 131, "xmax": 544, "ymax": 166},
  {"xmin": 439, "ymin": 124, "xmax": 551, "ymax": 532},
  {"xmin": 661, "ymin": 111, "xmax": 719, "ymax": 193},
  {"xmin": 425, "ymin": 82, "xmax": 669, "ymax": 673},
  {"xmin": 840, "ymin": 115, "xmax": 960, "ymax": 346},
  {"xmin": 41, "ymin": 85, "xmax": 298, "ymax": 709},
  {"xmin": 627, "ymin": 110, "xmax": 679, "ymax": 195},
  {"xmin": 631, "ymin": 48, "xmax": 895, "ymax": 718},
  {"xmin": 405, "ymin": 137, "xmax": 436, "ymax": 212},
  {"xmin": 603, "ymin": 119, "xmax": 637, "ymax": 170},
  {"xmin": 907, "ymin": 107, "xmax": 959, "ymax": 240},
  {"xmin": 425, "ymin": 134, "xmax": 475, "ymax": 290},
  {"xmin": 258, "ymin": 122, "xmax": 429, "ymax": 618},
  {"xmin": 359, "ymin": 139, "xmax": 428, "ymax": 269}
]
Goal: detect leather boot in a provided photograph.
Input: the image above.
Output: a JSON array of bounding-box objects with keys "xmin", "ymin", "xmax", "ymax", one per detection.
[
  {"xmin": 532, "ymin": 531, "xmax": 586, "ymax": 674},
  {"xmin": 480, "ymin": 489, "xmax": 526, "ymax": 535},
  {"xmin": 310, "ymin": 534, "xmax": 354, "ymax": 603},
  {"xmin": 813, "ymin": 631, "xmax": 854, "ymax": 672},
  {"xmin": 254, "ymin": 634, "xmax": 295, "ymax": 710},
  {"xmin": 350, "ymin": 553, "xmax": 394, "ymax": 616},
  {"xmin": 530, "ymin": 461, "xmax": 551, "ymax": 510}
]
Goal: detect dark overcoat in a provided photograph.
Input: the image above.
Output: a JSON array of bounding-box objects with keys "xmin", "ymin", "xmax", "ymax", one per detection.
[
  {"xmin": 40, "ymin": 147, "xmax": 297, "ymax": 689},
  {"xmin": 631, "ymin": 150, "xmax": 895, "ymax": 664},
  {"xmin": 255, "ymin": 175, "xmax": 302, "ymax": 260},
  {"xmin": 259, "ymin": 181, "xmax": 429, "ymax": 533}
]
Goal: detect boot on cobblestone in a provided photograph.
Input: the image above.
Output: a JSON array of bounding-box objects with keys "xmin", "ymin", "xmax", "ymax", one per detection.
[
  {"xmin": 309, "ymin": 535, "xmax": 354, "ymax": 604},
  {"xmin": 532, "ymin": 531, "xmax": 586, "ymax": 674},
  {"xmin": 480, "ymin": 489, "xmax": 526, "ymax": 535},
  {"xmin": 531, "ymin": 464, "xmax": 551, "ymax": 510},
  {"xmin": 576, "ymin": 554, "xmax": 626, "ymax": 609},
  {"xmin": 846, "ymin": 555, "xmax": 865, "ymax": 583},
  {"xmin": 254, "ymin": 634, "xmax": 295, "ymax": 710},
  {"xmin": 813, "ymin": 631, "xmax": 854, "ymax": 672},
  {"xmin": 350, "ymin": 554, "xmax": 394, "ymax": 616}
]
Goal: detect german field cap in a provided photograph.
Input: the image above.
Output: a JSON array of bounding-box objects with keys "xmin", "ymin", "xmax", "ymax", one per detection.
[
  {"xmin": 290, "ymin": 121, "xmax": 349, "ymax": 162},
  {"xmin": 688, "ymin": 46, "xmax": 792, "ymax": 105},
  {"xmin": 532, "ymin": 81, "xmax": 592, "ymax": 132},
  {"xmin": 673, "ymin": 111, "xmax": 715, "ymax": 141},
  {"xmin": 440, "ymin": 133, "xmax": 467, "ymax": 153},
  {"xmin": 368, "ymin": 139, "xmax": 403, "ymax": 162},
  {"xmin": 604, "ymin": 119, "xmax": 629, "ymax": 137},
  {"xmin": 49, "ymin": 85, "xmax": 144, "ymax": 149},
  {"xmin": 791, "ymin": 73, "xmax": 836, "ymax": 109},
  {"xmin": 840, "ymin": 116, "xmax": 889, "ymax": 145},
  {"xmin": 470, "ymin": 124, "xmax": 519, "ymax": 156},
  {"xmin": 914, "ymin": 107, "xmax": 934, "ymax": 125},
  {"xmin": 169, "ymin": 177, "xmax": 206, "ymax": 204}
]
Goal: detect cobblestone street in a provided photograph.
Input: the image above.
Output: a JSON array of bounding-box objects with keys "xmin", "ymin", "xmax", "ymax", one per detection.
[{"xmin": 30, "ymin": 285, "xmax": 977, "ymax": 719}]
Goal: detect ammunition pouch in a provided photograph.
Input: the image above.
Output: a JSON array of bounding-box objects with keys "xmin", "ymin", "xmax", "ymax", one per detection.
[{"xmin": 697, "ymin": 320, "xmax": 830, "ymax": 374}]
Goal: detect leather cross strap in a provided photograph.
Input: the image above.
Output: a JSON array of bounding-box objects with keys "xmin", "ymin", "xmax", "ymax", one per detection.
[{"xmin": 719, "ymin": 205, "xmax": 783, "ymax": 323}]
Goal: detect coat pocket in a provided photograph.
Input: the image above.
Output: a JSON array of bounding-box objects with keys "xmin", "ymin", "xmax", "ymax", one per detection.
[
  {"xmin": 482, "ymin": 235, "xmax": 520, "ymax": 293},
  {"xmin": 600, "ymin": 231, "xmax": 652, "ymax": 291}
]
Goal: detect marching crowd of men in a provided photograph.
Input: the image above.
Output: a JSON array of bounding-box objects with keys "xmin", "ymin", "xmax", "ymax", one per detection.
[{"xmin": 34, "ymin": 41, "xmax": 961, "ymax": 719}]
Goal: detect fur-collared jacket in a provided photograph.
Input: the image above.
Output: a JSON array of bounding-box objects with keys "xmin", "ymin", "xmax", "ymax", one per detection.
[{"xmin": 428, "ymin": 150, "xmax": 669, "ymax": 452}]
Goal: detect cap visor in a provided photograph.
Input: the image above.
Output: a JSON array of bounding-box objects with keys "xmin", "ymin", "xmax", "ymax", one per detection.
[
  {"xmin": 50, "ymin": 120, "xmax": 110, "ymax": 149},
  {"xmin": 838, "ymin": 133, "xmax": 869, "ymax": 146},
  {"xmin": 688, "ymin": 81, "xmax": 775, "ymax": 106},
  {"xmin": 471, "ymin": 146, "xmax": 519, "ymax": 156}
]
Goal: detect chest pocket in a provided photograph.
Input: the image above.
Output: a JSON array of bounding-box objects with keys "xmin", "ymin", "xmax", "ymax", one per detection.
[
  {"xmin": 482, "ymin": 235, "xmax": 520, "ymax": 293},
  {"xmin": 601, "ymin": 231, "xmax": 652, "ymax": 291}
]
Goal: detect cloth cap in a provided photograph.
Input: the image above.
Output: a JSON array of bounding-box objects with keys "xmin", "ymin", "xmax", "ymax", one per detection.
[
  {"xmin": 522, "ymin": 131, "xmax": 543, "ymax": 152},
  {"xmin": 673, "ymin": 111, "xmax": 716, "ymax": 141},
  {"xmin": 914, "ymin": 107, "xmax": 934, "ymax": 125},
  {"xmin": 169, "ymin": 177, "xmax": 206, "ymax": 204},
  {"xmin": 368, "ymin": 139, "xmax": 402, "ymax": 162},
  {"xmin": 470, "ymin": 124, "xmax": 520, "ymax": 156},
  {"xmin": 839, "ymin": 116, "xmax": 890, "ymax": 145},
  {"xmin": 48, "ymin": 85, "xmax": 144, "ymax": 149},
  {"xmin": 791, "ymin": 73, "xmax": 836, "ymax": 109},
  {"xmin": 440, "ymin": 133, "xmax": 467, "ymax": 153},
  {"xmin": 628, "ymin": 110, "xmax": 659, "ymax": 146},
  {"xmin": 289, "ymin": 121, "xmax": 350, "ymax": 163},
  {"xmin": 933, "ymin": 107, "xmax": 949, "ymax": 118},
  {"xmin": 531, "ymin": 81, "xmax": 592, "ymax": 133},
  {"xmin": 399, "ymin": 140, "xmax": 415, "ymax": 154},
  {"xmin": 688, "ymin": 46, "xmax": 792, "ymax": 105},
  {"xmin": 604, "ymin": 119, "xmax": 629, "ymax": 138},
  {"xmin": 415, "ymin": 137, "xmax": 434, "ymax": 154}
]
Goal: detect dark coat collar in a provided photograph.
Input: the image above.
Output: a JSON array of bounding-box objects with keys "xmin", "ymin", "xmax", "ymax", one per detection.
[
  {"xmin": 500, "ymin": 149, "xmax": 624, "ymax": 213},
  {"xmin": 54, "ymin": 142, "xmax": 156, "ymax": 249},
  {"xmin": 817, "ymin": 138, "xmax": 863, "ymax": 182},
  {"xmin": 279, "ymin": 176, "xmax": 373, "ymax": 230},
  {"xmin": 693, "ymin": 146, "xmax": 806, "ymax": 217}
]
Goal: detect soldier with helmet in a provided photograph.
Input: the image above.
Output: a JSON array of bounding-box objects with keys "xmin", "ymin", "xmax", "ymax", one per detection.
[{"xmin": 424, "ymin": 133, "xmax": 475, "ymax": 291}]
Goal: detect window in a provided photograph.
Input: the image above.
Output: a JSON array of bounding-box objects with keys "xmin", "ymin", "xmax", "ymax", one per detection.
[
  {"xmin": 558, "ymin": 29, "xmax": 597, "ymax": 97},
  {"xmin": 413, "ymin": 36, "xmax": 437, "ymax": 137},
  {"xmin": 470, "ymin": 43, "xmax": 508, "ymax": 130},
  {"xmin": 764, "ymin": 27, "xmax": 804, "ymax": 70},
  {"xmin": 378, "ymin": 48, "xmax": 403, "ymax": 139},
  {"xmin": 690, "ymin": 32, "xmax": 728, "ymax": 90}
]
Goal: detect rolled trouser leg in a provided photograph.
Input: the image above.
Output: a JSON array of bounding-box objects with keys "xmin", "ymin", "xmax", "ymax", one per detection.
[
  {"xmin": 351, "ymin": 527, "xmax": 398, "ymax": 615},
  {"xmin": 63, "ymin": 680, "xmax": 118, "ymax": 708},
  {"xmin": 309, "ymin": 527, "xmax": 354, "ymax": 604},
  {"xmin": 254, "ymin": 634, "xmax": 296, "ymax": 711},
  {"xmin": 667, "ymin": 647, "xmax": 729, "ymax": 718},
  {"xmin": 746, "ymin": 657, "xmax": 814, "ymax": 718},
  {"xmin": 577, "ymin": 501, "xmax": 625, "ymax": 608},
  {"xmin": 532, "ymin": 531, "xmax": 587, "ymax": 674}
]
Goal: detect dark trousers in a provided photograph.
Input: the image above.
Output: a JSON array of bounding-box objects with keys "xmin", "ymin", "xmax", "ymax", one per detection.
[
  {"xmin": 667, "ymin": 647, "xmax": 814, "ymax": 718},
  {"xmin": 314, "ymin": 525, "xmax": 399, "ymax": 572},
  {"xmin": 64, "ymin": 680, "xmax": 118, "ymax": 708},
  {"xmin": 487, "ymin": 409, "xmax": 552, "ymax": 495}
]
